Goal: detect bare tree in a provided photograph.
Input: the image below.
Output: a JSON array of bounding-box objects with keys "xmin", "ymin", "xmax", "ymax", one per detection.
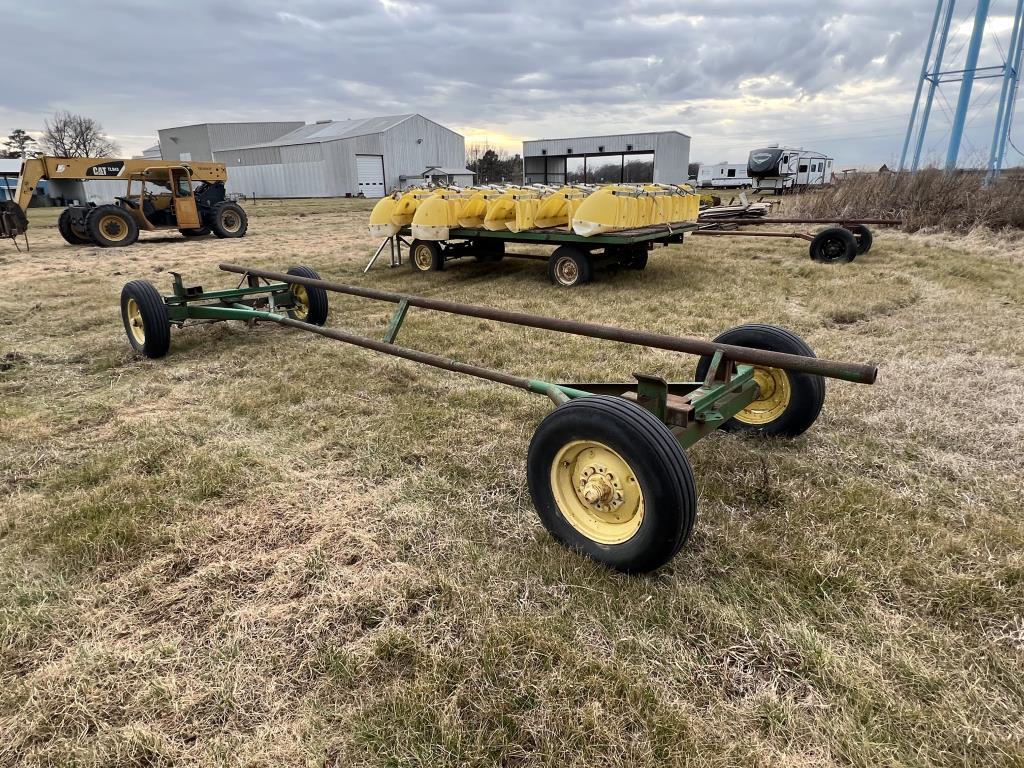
[{"xmin": 40, "ymin": 111, "xmax": 119, "ymax": 157}]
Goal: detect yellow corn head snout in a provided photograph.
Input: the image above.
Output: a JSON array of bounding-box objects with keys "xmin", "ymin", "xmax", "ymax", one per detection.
[{"xmin": 373, "ymin": 183, "xmax": 698, "ymax": 239}]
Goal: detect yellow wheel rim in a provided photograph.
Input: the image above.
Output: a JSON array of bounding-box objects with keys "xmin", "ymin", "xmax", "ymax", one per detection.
[
  {"xmin": 551, "ymin": 440, "xmax": 644, "ymax": 545},
  {"xmin": 291, "ymin": 284, "xmax": 309, "ymax": 320},
  {"xmin": 735, "ymin": 366, "xmax": 792, "ymax": 425},
  {"xmin": 99, "ymin": 214, "xmax": 128, "ymax": 241},
  {"xmin": 221, "ymin": 210, "xmax": 241, "ymax": 233},
  {"xmin": 126, "ymin": 298, "xmax": 146, "ymax": 344},
  {"xmin": 413, "ymin": 244, "xmax": 433, "ymax": 270}
]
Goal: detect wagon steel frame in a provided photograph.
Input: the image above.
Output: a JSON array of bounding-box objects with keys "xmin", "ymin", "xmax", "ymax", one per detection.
[{"xmin": 123, "ymin": 262, "xmax": 878, "ymax": 571}]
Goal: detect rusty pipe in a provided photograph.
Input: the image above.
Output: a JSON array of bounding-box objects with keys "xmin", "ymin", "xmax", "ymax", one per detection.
[{"xmin": 219, "ymin": 263, "xmax": 878, "ymax": 385}]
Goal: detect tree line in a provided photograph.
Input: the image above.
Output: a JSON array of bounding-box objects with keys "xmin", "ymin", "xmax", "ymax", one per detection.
[{"xmin": 1, "ymin": 111, "xmax": 119, "ymax": 159}]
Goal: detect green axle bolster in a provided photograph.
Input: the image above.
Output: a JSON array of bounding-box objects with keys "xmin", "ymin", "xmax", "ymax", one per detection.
[
  {"xmin": 178, "ymin": 304, "xmax": 290, "ymax": 322},
  {"xmin": 163, "ymin": 282, "xmax": 292, "ymax": 304}
]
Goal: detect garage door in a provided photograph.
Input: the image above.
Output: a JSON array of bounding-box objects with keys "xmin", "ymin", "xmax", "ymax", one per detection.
[{"xmin": 356, "ymin": 155, "xmax": 386, "ymax": 198}]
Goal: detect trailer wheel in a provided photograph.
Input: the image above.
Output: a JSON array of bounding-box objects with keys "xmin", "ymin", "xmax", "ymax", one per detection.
[
  {"xmin": 695, "ymin": 324, "xmax": 825, "ymax": 437},
  {"xmin": 285, "ymin": 265, "xmax": 329, "ymax": 326},
  {"xmin": 846, "ymin": 224, "xmax": 873, "ymax": 254},
  {"xmin": 528, "ymin": 395, "xmax": 697, "ymax": 573},
  {"xmin": 623, "ymin": 247, "xmax": 649, "ymax": 270},
  {"xmin": 120, "ymin": 280, "xmax": 171, "ymax": 358},
  {"xmin": 473, "ymin": 239, "xmax": 505, "ymax": 263},
  {"xmin": 88, "ymin": 205, "xmax": 139, "ymax": 247},
  {"xmin": 548, "ymin": 246, "xmax": 592, "ymax": 287},
  {"xmin": 210, "ymin": 202, "xmax": 248, "ymax": 238},
  {"xmin": 809, "ymin": 227, "xmax": 857, "ymax": 263},
  {"xmin": 58, "ymin": 209, "xmax": 92, "ymax": 245},
  {"xmin": 410, "ymin": 239, "xmax": 444, "ymax": 272},
  {"xmin": 179, "ymin": 227, "xmax": 211, "ymax": 238}
]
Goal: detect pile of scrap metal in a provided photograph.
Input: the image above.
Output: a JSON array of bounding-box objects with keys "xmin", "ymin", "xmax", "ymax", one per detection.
[{"xmin": 369, "ymin": 183, "xmax": 701, "ymax": 241}]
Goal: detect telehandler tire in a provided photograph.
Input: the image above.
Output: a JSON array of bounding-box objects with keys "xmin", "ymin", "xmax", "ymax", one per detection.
[
  {"xmin": 210, "ymin": 202, "xmax": 248, "ymax": 238},
  {"xmin": 179, "ymin": 227, "xmax": 211, "ymax": 238},
  {"xmin": 87, "ymin": 205, "xmax": 139, "ymax": 247},
  {"xmin": 58, "ymin": 209, "xmax": 92, "ymax": 245}
]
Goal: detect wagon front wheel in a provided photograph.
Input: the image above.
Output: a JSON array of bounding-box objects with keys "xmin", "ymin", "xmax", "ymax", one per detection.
[
  {"xmin": 120, "ymin": 280, "xmax": 170, "ymax": 358},
  {"xmin": 695, "ymin": 324, "xmax": 825, "ymax": 437},
  {"xmin": 286, "ymin": 265, "xmax": 329, "ymax": 326},
  {"xmin": 527, "ymin": 395, "xmax": 697, "ymax": 573}
]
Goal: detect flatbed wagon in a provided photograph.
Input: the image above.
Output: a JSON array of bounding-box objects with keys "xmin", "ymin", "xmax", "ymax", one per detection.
[
  {"xmin": 364, "ymin": 221, "xmax": 700, "ymax": 287},
  {"xmin": 695, "ymin": 217, "xmax": 901, "ymax": 263}
]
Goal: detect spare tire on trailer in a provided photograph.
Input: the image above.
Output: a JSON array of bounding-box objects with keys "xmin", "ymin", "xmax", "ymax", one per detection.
[
  {"xmin": 58, "ymin": 209, "xmax": 92, "ymax": 245},
  {"xmin": 209, "ymin": 202, "xmax": 248, "ymax": 238},
  {"xmin": 473, "ymin": 239, "xmax": 505, "ymax": 263},
  {"xmin": 87, "ymin": 205, "xmax": 139, "ymax": 247}
]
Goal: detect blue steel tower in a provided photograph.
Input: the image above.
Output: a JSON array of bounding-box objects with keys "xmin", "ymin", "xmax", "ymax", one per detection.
[{"xmin": 899, "ymin": 0, "xmax": 1024, "ymax": 180}]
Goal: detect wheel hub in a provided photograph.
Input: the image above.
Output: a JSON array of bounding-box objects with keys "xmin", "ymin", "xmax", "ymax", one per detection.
[
  {"xmin": 555, "ymin": 257, "xmax": 578, "ymax": 285},
  {"xmin": 414, "ymin": 245, "xmax": 432, "ymax": 269},
  {"xmin": 550, "ymin": 441, "xmax": 644, "ymax": 544},
  {"xmin": 126, "ymin": 298, "xmax": 146, "ymax": 344},
  {"xmin": 736, "ymin": 366, "xmax": 791, "ymax": 425}
]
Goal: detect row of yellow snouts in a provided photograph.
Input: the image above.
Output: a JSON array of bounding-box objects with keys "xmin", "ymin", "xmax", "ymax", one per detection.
[{"xmin": 369, "ymin": 184, "xmax": 699, "ymax": 241}]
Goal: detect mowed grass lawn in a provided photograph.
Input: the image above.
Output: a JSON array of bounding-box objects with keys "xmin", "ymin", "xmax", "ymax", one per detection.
[{"xmin": 1, "ymin": 199, "xmax": 1022, "ymax": 767}]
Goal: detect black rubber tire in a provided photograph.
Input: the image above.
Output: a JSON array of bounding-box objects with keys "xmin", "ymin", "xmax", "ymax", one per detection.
[
  {"xmin": 846, "ymin": 224, "xmax": 873, "ymax": 254},
  {"xmin": 120, "ymin": 280, "xmax": 171, "ymax": 358},
  {"xmin": 410, "ymin": 239, "xmax": 444, "ymax": 272},
  {"xmin": 179, "ymin": 227, "xmax": 211, "ymax": 238},
  {"xmin": 547, "ymin": 246, "xmax": 592, "ymax": 287},
  {"xmin": 87, "ymin": 205, "xmax": 139, "ymax": 248},
  {"xmin": 809, "ymin": 227, "xmax": 857, "ymax": 263},
  {"xmin": 527, "ymin": 396, "xmax": 697, "ymax": 573},
  {"xmin": 624, "ymin": 248, "xmax": 649, "ymax": 270},
  {"xmin": 472, "ymin": 239, "xmax": 505, "ymax": 263},
  {"xmin": 286, "ymin": 265, "xmax": 329, "ymax": 326},
  {"xmin": 209, "ymin": 202, "xmax": 248, "ymax": 238},
  {"xmin": 695, "ymin": 324, "xmax": 825, "ymax": 438},
  {"xmin": 58, "ymin": 209, "xmax": 92, "ymax": 245}
]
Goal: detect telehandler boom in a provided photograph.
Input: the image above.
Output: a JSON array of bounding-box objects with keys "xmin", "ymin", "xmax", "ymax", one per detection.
[{"xmin": 0, "ymin": 156, "xmax": 248, "ymax": 247}]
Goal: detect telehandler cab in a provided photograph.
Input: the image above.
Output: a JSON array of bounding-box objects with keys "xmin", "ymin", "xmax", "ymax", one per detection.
[{"xmin": 0, "ymin": 157, "xmax": 248, "ymax": 247}]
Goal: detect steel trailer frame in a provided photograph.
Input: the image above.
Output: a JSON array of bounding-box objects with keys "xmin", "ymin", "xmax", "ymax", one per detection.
[
  {"xmin": 123, "ymin": 263, "xmax": 878, "ymax": 571},
  {"xmin": 694, "ymin": 217, "xmax": 901, "ymax": 262}
]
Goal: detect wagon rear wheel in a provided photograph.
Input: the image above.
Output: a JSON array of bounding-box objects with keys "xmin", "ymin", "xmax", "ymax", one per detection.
[
  {"xmin": 120, "ymin": 280, "xmax": 170, "ymax": 358},
  {"xmin": 285, "ymin": 265, "xmax": 329, "ymax": 326},
  {"xmin": 547, "ymin": 245, "xmax": 592, "ymax": 287},
  {"xmin": 846, "ymin": 224, "xmax": 873, "ymax": 254},
  {"xmin": 695, "ymin": 324, "xmax": 825, "ymax": 437},
  {"xmin": 528, "ymin": 395, "xmax": 696, "ymax": 572},
  {"xmin": 809, "ymin": 227, "xmax": 857, "ymax": 263}
]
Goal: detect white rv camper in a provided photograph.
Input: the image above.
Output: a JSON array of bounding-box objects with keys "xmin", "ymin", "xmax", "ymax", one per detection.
[
  {"xmin": 697, "ymin": 163, "xmax": 752, "ymax": 188},
  {"xmin": 747, "ymin": 146, "xmax": 834, "ymax": 192}
]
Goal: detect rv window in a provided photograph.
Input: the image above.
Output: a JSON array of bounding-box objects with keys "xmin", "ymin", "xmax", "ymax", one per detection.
[
  {"xmin": 782, "ymin": 155, "xmax": 789, "ymax": 163},
  {"xmin": 727, "ymin": 169, "xmax": 736, "ymax": 177},
  {"xmin": 799, "ymin": 164, "xmax": 808, "ymax": 173}
]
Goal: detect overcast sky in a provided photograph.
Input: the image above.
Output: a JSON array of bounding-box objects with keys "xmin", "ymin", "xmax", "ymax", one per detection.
[{"xmin": 3, "ymin": 0, "xmax": 1022, "ymax": 169}]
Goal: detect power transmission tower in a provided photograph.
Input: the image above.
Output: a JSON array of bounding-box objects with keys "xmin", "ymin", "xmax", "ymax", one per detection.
[{"xmin": 898, "ymin": 0, "xmax": 1024, "ymax": 180}]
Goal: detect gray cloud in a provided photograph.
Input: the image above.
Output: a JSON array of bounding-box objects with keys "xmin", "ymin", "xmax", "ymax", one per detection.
[{"xmin": 1, "ymin": 0, "xmax": 1019, "ymax": 167}]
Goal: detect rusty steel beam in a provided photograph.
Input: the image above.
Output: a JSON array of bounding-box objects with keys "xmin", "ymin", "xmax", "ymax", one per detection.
[
  {"xmin": 219, "ymin": 263, "xmax": 878, "ymax": 385},
  {"xmin": 697, "ymin": 217, "xmax": 901, "ymax": 226},
  {"xmin": 694, "ymin": 230, "xmax": 816, "ymax": 242}
]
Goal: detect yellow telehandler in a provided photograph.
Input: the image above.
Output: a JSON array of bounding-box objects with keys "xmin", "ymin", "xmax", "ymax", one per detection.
[{"xmin": 0, "ymin": 156, "xmax": 248, "ymax": 247}]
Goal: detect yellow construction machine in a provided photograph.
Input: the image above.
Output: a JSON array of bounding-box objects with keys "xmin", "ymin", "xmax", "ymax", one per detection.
[{"xmin": 0, "ymin": 157, "xmax": 248, "ymax": 247}]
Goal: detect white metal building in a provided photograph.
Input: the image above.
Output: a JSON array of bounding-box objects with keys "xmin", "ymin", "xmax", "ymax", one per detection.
[
  {"xmin": 194, "ymin": 115, "xmax": 466, "ymax": 198},
  {"xmin": 158, "ymin": 122, "xmax": 304, "ymax": 163},
  {"xmin": 523, "ymin": 131, "xmax": 690, "ymax": 185}
]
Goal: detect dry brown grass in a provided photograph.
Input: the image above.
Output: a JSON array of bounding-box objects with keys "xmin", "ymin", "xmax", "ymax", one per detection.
[
  {"xmin": 1, "ymin": 200, "xmax": 1023, "ymax": 767},
  {"xmin": 786, "ymin": 170, "xmax": 1024, "ymax": 233}
]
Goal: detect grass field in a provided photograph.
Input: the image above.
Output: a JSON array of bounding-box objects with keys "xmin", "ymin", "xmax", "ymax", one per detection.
[{"xmin": 1, "ymin": 199, "xmax": 1022, "ymax": 767}]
